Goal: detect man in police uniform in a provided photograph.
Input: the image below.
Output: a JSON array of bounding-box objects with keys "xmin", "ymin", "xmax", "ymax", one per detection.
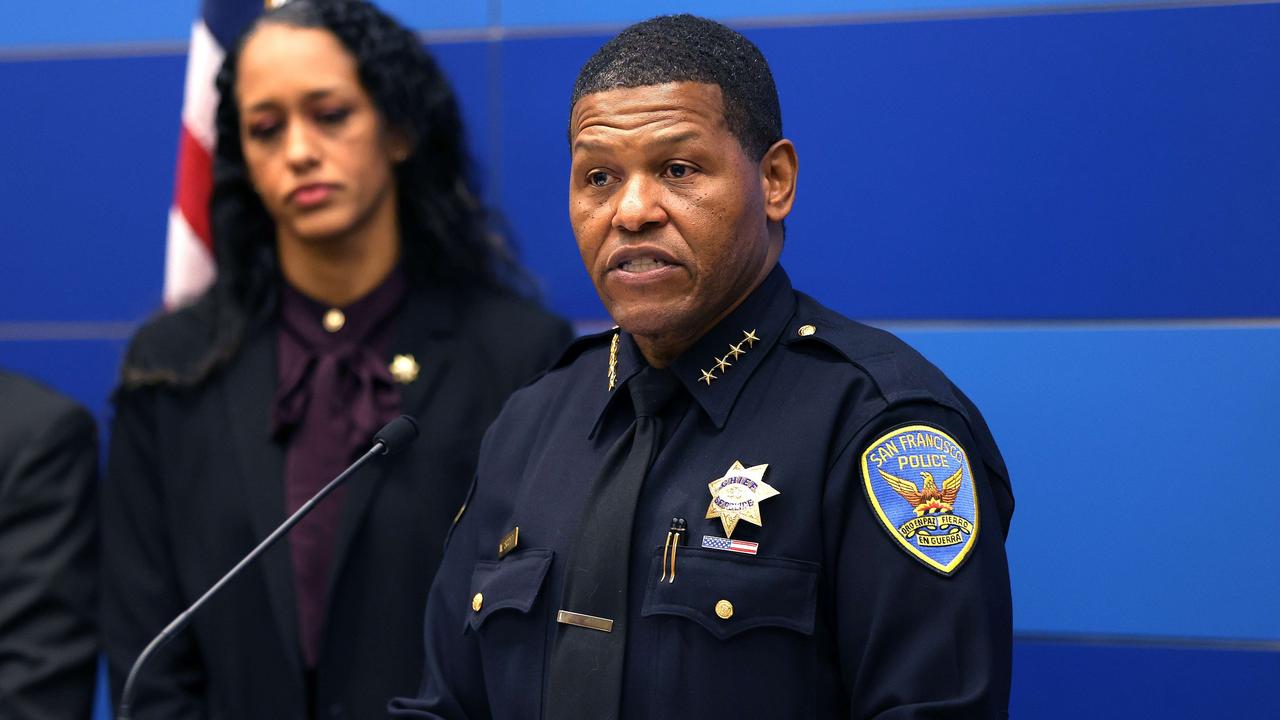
[{"xmin": 391, "ymin": 14, "xmax": 1013, "ymax": 719}]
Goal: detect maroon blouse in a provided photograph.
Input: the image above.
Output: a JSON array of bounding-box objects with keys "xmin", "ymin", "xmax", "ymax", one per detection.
[{"xmin": 270, "ymin": 269, "xmax": 406, "ymax": 667}]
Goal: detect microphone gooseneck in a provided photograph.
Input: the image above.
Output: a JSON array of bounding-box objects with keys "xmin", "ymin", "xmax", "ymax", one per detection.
[{"xmin": 116, "ymin": 416, "xmax": 419, "ymax": 719}]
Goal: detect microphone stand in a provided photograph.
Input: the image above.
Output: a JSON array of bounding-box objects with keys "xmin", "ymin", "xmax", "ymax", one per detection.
[{"xmin": 117, "ymin": 415, "xmax": 417, "ymax": 719}]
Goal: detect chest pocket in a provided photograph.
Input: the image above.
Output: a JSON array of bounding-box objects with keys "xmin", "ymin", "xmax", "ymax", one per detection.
[
  {"xmin": 639, "ymin": 547, "xmax": 819, "ymax": 640},
  {"xmin": 464, "ymin": 548, "xmax": 554, "ymax": 719},
  {"xmin": 466, "ymin": 548, "xmax": 553, "ymax": 632}
]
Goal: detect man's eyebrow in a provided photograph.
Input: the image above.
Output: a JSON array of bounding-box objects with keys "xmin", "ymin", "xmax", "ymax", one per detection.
[
  {"xmin": 572, "ymin": 139, "xmax": 608, "ymax": 155},
  {"xmin": 652, "ymin": 130, "xmax": 700, "ymax": 146},
  {"xmin": 572, "ymin": 130, "xmax": 703, "ymax": 155}
]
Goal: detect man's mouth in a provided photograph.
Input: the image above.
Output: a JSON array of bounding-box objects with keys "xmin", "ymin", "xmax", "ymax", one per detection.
[{"xmin": 618, "ymin": 258, "xmax": 671, "ymax": 272}]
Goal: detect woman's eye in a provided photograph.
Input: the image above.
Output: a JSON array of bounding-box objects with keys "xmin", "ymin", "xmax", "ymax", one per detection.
[
  {"xmin": 247, "ymin": 122, "xmax": 281, "ymax": 140},
  {"xmin": 588, "ymin": 171, "xmax": 611, "ymax": 187},
  {"xmin": 316, "ymin": 108, "xmax": 351, "ymax": 126}
]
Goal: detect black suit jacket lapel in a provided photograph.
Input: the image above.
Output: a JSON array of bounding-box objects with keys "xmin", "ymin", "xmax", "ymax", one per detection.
[
  {"xmin": 324, "ymin": 288, "xmax": 459, "ymax": 607},
  {"xmin": 220, "ymin": 323, "xmax": 304, "ymax": 680}
]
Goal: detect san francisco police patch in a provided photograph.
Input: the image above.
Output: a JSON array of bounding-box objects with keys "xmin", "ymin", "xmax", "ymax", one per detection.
[{"xmin": 860, "ymin": 424, "xmax": 979, "ymax": 575}]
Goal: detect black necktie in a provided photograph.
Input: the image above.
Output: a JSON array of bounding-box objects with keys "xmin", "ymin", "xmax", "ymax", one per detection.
[{"xmin": 544, "ymin": 366, "xmax": 682, "ymax": 719}]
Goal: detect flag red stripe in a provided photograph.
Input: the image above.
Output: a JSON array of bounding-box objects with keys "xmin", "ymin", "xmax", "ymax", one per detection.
[{"xmin": 174, "ymin": 124, "xmax": 214, "ymax": 253}]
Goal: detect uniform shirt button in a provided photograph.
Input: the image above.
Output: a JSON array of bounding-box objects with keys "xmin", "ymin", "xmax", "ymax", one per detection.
[
  {"xmin": 797, "ymin": 324, "xmax": 816, "ymax": 337},
  {"xmin": 472, "ymin": 592, "xmax": 484, "ymax": 612},
  {"xmin": 715, "ymin": 599, "xmax": 734, "ymax": 620}
]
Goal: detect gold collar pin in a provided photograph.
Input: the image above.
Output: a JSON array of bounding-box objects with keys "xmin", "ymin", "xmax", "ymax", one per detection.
[{"xmin": 389, "ymin": 354, "xmax": 420, "ymax": 383}]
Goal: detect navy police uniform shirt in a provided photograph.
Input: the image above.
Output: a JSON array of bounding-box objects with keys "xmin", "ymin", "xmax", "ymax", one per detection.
[{"xmin": 390, "ymin": 266, "xmax": 1014, "ymax": 719}]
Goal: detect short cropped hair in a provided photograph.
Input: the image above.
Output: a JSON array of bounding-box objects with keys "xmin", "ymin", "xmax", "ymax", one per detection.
[{"xmin": 570, "ymin": 14, "xmax": 782, "ymax": 160}]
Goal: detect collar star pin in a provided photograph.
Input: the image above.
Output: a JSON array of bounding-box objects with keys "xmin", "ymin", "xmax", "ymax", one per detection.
[
  {"xmin": 706, "ymin": 460, "xmax": 779, "ymax": 538},
  {"xmin": 389, "ymin": 353, "xmax": 420, "ymax": 383}
]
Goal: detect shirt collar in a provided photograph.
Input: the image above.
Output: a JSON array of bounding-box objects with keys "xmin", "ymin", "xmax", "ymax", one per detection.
[
  {"xmin": 591, "ymin": 264, "xmax": 794, "ymax": 435},
  {"xmin": 278, "ymin": 266, "xmax": 407, "ymax": 351}
]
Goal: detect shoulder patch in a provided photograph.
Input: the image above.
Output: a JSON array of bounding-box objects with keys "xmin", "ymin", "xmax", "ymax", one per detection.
[{"xmin": 860, "ymin": 423, "xmax": 979, "ymax": 575}]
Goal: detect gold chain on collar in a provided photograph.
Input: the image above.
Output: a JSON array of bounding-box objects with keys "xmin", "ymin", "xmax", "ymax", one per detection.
[{"xmin": 607, "ymin": 331, "xmax": 619, "ymax": 391}]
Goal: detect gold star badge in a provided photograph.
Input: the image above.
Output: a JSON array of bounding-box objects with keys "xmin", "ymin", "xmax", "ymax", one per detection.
[
  {"xmin": 706, "ymin": 461, "xmax": 779, "ymax": 537},
  {"xmin": 389, "ymin": 354, "xmax": 420, "ymax": 383}
]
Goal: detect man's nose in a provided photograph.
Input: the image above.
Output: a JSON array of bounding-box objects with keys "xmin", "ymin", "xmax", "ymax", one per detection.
[{"xmin": 612, "ymin": 175, "xmax": 668, "ymax": 232}]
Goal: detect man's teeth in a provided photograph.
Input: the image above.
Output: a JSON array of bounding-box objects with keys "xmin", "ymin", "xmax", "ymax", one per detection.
[{"xmin": 620, "ymin": 258, "xmax": 669, "ymax": 272}]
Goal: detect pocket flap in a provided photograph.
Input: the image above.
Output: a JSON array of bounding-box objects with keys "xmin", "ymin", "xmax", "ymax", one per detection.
[
  {"xmin": 467, "ymin": 548, "xmax": 553, "ymax": 631},
  {"xmin": 640, "ymin": 547, "xmax": 818, "ymax": 640}
]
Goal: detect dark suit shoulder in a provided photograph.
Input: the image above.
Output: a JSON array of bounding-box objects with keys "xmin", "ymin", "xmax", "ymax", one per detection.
[
  {"xmin": 0, "ymin": 371, "xmax": 93, "ymax": 445},
  {"xmin": 0, "ymin": 371, "xmax": 96, "ymax": 496},
  {"xmin": 486, "ymin": 325, "xmax": 609, "ymax": 420},
  {"xmin": 120, "ymin": 292, "xmax": 221, "ymax": 386},
  {"xmin": 781, "ymin": 291, "xmax": 967, "ymax": 414},
  {"xmin": 445, "ymin": 289, "xmax": 575, "ymax": 385},
  {"xmin": 455, "ymin": 289, "xmax": 573, "ymax": 349}
]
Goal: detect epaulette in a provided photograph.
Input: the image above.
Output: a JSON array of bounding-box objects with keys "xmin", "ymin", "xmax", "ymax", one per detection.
[{"xmin": 779, "ymin": 292, "xmax": 967, "ymax": 416}]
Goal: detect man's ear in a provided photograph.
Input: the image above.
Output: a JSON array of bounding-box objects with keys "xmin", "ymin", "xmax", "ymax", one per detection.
[{"xmin": 760, "ymin": 139, "xmax": 798, "ymax": 223}]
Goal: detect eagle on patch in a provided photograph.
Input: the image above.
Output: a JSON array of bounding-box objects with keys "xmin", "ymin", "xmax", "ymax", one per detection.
[{"xmin": 877, "ymin": 467, "xmax": 963, "ymax": 516}]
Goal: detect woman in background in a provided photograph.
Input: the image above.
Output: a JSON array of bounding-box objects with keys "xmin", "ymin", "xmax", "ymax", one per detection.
[{"xmin": 102, "ymin": 1, "xmax": 571, "ymax": 717}]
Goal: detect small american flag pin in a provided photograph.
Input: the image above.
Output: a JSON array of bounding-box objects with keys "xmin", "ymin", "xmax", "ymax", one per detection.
[{"xmin": 701, "ymin": 535, "xmax": 758, "ymax": 556}]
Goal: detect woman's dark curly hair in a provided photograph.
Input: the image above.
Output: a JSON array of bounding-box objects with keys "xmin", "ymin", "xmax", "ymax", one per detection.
[{"xmin": 163, "ymin": 0, "xmax": 524, "ymax": 386}]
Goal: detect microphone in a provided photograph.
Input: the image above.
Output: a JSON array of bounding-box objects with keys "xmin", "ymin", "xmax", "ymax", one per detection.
[
  {"xmin": 116, "ymin": 415, "xmax": 420, "ymax": 720},
  {"xmin": 374, "ymin": 414, "xmax": 418, "ymax": 454}
]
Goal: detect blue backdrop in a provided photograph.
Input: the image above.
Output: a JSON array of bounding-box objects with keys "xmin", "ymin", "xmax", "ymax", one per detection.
[{"xmin": 1, "ymin": 1, "xmax": 1276, "ymax": 717}]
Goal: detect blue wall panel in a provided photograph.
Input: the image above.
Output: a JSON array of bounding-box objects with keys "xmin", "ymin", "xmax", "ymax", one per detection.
[
  {"xmin": 0, "ymin": 41, "xmax": 492, "ymax": 325},
  {"xmin": 1011, "ymin": 638, "xmax": 1279, "ymax": 718},
  {"xmin": 0, "ymin": 338, "xmax": 129, "ymax": 427},
  {"xmin": 0, "ymin": 55, "xmax": 183, "ymax": 322},
  {"xmin": 428, "ymin": 40, "xmax": 498, "ymax": 194},
  {"xmin": 497, "ymin": 3, "xmax": 1280, "ymax": 321},
  {"xmin": 0, "ymin": 1, "xmax": 199, "ymax": 50},
  {"xmin": 3, "ymin": 5, "xmax": 1276, "ymax": 324},
  {"xmin": 2, "ymin": 3, "xmax": 1277, "ymax": 719},
  {"xmin": 496, "ymin": 33, "xmax": 602, "ymax": 315},
  {"xmin": 501, "ymin": 0, "xmax": 1184, "ymax": 27},
  {"xmin": 895, "ymin": 323, "xmax": 1280, "ymax": 640},
  {"xmin": 0, "ymin": 1, "xmax": 1200, "ymax": 48},
  {"xmin": 775, "ymin": 6, "xmax": 1280, "ymax": 320}
]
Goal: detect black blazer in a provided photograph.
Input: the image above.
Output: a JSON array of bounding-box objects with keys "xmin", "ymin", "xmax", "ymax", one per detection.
[
  {"xmin": 102, "ymin": 286, "xmax": 571, "ymax": 720},
  {"xmin": 0, "ymin": 370, "xmax": 99, "ymax": 720}
]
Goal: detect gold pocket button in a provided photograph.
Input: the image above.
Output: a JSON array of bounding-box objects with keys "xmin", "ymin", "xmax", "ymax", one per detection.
[
  {"xmin": 715, "ymin": 599, "xmax": 734, "ymax": 620},
  {"xmin": 471, "ymin": 593, "xmax": 483, "ymax": 612}
]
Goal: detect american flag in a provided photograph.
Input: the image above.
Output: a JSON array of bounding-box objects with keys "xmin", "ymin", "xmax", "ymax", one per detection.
[
  {"xmin": 702, "ymin": 535, "xmax": 759, "ymax": 556},
  {"xmin": 164, "ymin": 0, "xmax": 268, "ymax": 307}
]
